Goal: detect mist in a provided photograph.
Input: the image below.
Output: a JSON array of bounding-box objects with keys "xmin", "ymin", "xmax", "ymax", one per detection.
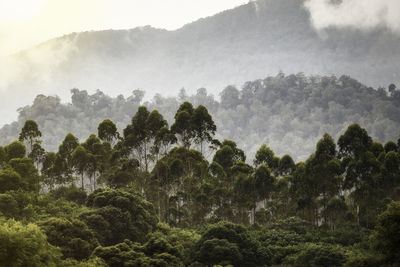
[
  {"xmin": 0, "ymin": 36, "xmax": 80, "ymax": 125},
  {"xmin": 304, "ymin": 0, "xmax": 400, "ymax": 33}
]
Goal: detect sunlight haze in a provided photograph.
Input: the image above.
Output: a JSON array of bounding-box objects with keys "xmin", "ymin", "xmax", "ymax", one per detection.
[{"xmin": 0, "ymin": 0, "xmax": 247, "ymax": 56}]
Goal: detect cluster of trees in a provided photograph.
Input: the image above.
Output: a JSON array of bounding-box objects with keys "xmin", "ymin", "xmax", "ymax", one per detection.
[
  {"xmin": 1, "ymin": 101, "xmax": 400, "ymax": 266},
  {"xmin": 1, "ymin": 74, "xmax": 400, "ymax": 162}
]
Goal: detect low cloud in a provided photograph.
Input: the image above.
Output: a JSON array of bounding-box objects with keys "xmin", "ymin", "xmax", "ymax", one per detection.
[
  {"xmin": 304, "ymin": 0, "xmax": 400, "ymax": 33},
  {"xmin": 0, "ymin": 35, "xmax": 79, "ymax": 125}
]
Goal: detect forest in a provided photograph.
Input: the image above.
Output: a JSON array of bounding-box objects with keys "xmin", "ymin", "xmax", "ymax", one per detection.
[
  {"xmin": 1, "ymin": 73, "xmax": 400, "ymax": 161},
  {"xmin": 0, "ymin": 100, "xmax": 400, "ymax": 266}
]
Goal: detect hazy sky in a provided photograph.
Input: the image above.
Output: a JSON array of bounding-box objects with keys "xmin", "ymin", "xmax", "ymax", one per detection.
[{"xmin": 0, "ymin": 0, "xmax": 247, "ymax": 56}]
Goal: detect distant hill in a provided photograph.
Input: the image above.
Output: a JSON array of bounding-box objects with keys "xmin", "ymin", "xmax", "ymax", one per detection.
[
  {"xmin": 1, "ymin": 0, "xmax": 400, "ymax": 126},
  {"xmin": 1, "ymin": 74, "xmax": 399, "ymax": 161}
]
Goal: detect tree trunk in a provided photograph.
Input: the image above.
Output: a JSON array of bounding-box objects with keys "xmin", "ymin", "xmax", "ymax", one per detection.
[{"xmin": 81, "ymin": 173, "xmax": 84, "ymax": 189}]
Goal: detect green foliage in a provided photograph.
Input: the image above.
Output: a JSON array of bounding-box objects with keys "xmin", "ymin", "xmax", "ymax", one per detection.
[
  {"xmin": 5, "ymin": 141, "xmax": 26, "ymax": 161},
  {"xmin": 338, "ymin": 124, "xmax": 372, "ymax": 159},
  {"xmin": 71, "ymin": 145, "xmax": 89, "ymax": 188},
  {"xmin": 123, "ymin": 106, "xmax": 170, "ymax": 172},
  {"xmin": 195, "ymin": 221, "xmax": 268, "ymax": 267},
  {"xmin": 9, "ymin": 157, "xmax": 40, "ymax": 192},
  {"xmin": 29, "ymin": 141, "xmax": 46, "ymax": 166},
  {"xmin": 93, "ymin": 239, "xmax": 184, "ymax": 267},
  {"xmin": 58, "ymin": 257, "xmax": 107, "ymax": 267},
  {"xmin": 0, "ymin": 193, "xmax": 19, "ymax": 218},
  {"xmin": 152, "ymin": 223, "xmax": 201, "ymax": 265},
  {"xmin": 254, "ymin": 144, "xmax": 276, "ymax": 168},
  {"xmin": 0, "ymin": 191, "xmax": 89, "ymax": 222},
  {"xmin": 98, "ymin": 119, "xmax": 119, "ymax": 144},
  {"xmin": 269, "ymin": 217, "xmax": 312, "ymax": 235},
  {"xmin": 18, "ymin": 120, "xmax": 42, "ymax": 152},
  {"xmin": 191, "ymin": 105, "xmax": 216, "ymax": 152},
  {"xmin": 370, "ymin": 201, "xmax": 400, "ymax": 265},
  {"xmin": 0, "ymin": 169, "xmax": 24, "ymax": 193},
  {"xmin": 0, "ymin": 146, "xmax": 6, "ymax": 165},
  {"xmin": 284, "ymin": 243, "xmax": 347, "ymax": 267},
  {"xmin": 0, "ymin": 220, "xmax": 61, "ymax": 266},
  {"xmin": 50, "ymin": 184, "xmax": 87, "ymax": 205},
  {"xmin": 198, "ymin": 238, "xmax": 242, "ymax": 266},
  {"xmin": 39, "ymin": 217, "xmax": 99, "ymax": 260},
  {"xmin": 279, "ymin": 154, "xmax": 295, "ymax": 176},
  {"xmin": 81, "ymin": 188, "xmax": 158, "ymax": 245}
]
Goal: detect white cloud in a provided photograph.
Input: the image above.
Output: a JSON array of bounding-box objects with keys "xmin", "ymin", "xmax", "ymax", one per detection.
[{"xmin": 304, "ymin": 0, "xmax": 400, "ymax": 33}]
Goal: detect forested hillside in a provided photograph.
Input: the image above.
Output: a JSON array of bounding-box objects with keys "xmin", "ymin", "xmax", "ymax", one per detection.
[
  {"xmin": 1, "ymin": 74, "xmax": 399, "ymax": 160},
  {"xmin": 1, "ymin": 102, "xmax": 400, "ymax": 266},
  {"xmin": 2, "ymin": 0, "xmax": 400, "ymax": 125}
]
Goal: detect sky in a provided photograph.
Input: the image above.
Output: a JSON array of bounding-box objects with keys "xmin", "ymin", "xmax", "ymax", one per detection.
[{"xmin": 0, "ymin": 0, "xmax": 248, "ymax": 57}]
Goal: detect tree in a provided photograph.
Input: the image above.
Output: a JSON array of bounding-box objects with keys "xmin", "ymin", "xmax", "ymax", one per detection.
[
  {"xmin": 50, "ymin": 184, "xmax": 87, "ymax": 205},
  {"xmin": 213, "ymin": 145, "xmax": 235, "ymax": 171},
  {"xmin": 384, "ymin": 141, "xmax": 397, "ymax": 153},
  {"xmin": 146, "ymin": 109, "xmax": 170, "ymax": 162},
  {"xmin": 220, "ymin": 140, "xmax": 246, "ymax": 163},
  {"xmin": 254, "ymin": 164, "xmax": 276, "ymax": 222},
  {"xmin": 124, "ymin": 106, "xmax": 169, "ymax": 172},
  {"xmin": 254, "ymin": 164, "xmax": 275, "ymax": 200},
  {"xmin": 80, "ymin": 188, "xmax": 158, "ymax": 245},
  {"xmin": 284, "ymin": 243, "xmax": 346, "ymax": 267},
  {"xmin": 0, "ymin": 146, "xmax": 6, "ymax": 166},
  {"xmin": 191, "ymin": 105, "xmax": 216, "ymax": 153},
  {"xmin": 195, "ymin": 222, "xmax": 266, "ymax": 267},
  {"xmin": 57, "ymin": 133, "xmax": 79, "ymax": 182},
  {"xmin": 18, "ymin": 120, "xmax": 42, "ymax": 153},
  {"xmin": 323, "ymin": 197, "xmax": 348, "ymax": 229},
  {"xmin": 71, "ymin": 145, "xmax": 89, "ymax": 189},
  {"xmin": 279, "ymin": 155, "xmax": 296, "ymax": 176},
  {"xmin": 220, "ymin": 85, "xmax": 240, "ymax": 109},
  {"xmin": 39, "ymin": 218, "xmax": 99, "ymax": 260},
  {"xmin": 315, "ymin": 133, "xmax": 336, "ymax": 162},
  {"xmin": 9, "ymin": 158, "xmax": 40, "ymax": 193},
  {"xmin": 0, "ymin": 169, "xmax": 24, "ymax": 193},
  {"xmin": 388, "ymin": 83, "xmax": 396, "ymax": 96},
  {"xmin": 98, "ymin": 119, "xmax": 119, "ymax": 145},
  {"xmin": 82, "ymin": 134, "xmax": 110, "ymax": 190},
  {"xmin": 171, "ymin": 102, "xmax": 195, "ymax": 148},
  {"xmin": 338, "ymin": 124, "xmax": 372, "ymax": 159},
  {"xmin": 198, "ymin": 238, "xmax": 242, "ymax": 266},
  {"xmin": 0, "ymin": 220, "xmax": 61, "ymax": 266},
  {"xmin": 41, "ymin": 152, "xmax": 57, "ymax": 189},
  {"xmin": 93, "ymin": 239, "xmax": 183, "ymax": 267},
  {"xmin": 29, "ymin": 141, "xmax": 46, "ymax": 169},
  {"xmin": 5, "ymin": 141, "xmax": 26, "ymax": 161},
  {"xmin": 106, "ymin": 170, "xmax": 132, "ymax": 189},
  {"xmin": 306, "ymin": 134, "xmax": 342, "ymax": 224},
  {"xmin": 370, "ymin": 201, "xmax": 400, "ymax": 265},
  {"xmin": 254, "ymin": 144, "xmax": 279, "ymax": 172}
]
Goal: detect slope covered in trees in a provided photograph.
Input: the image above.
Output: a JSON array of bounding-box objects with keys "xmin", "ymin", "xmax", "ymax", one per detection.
[
  {"xmin": 1, "ymin": 74, "xmax": 399, "ymax": 160},
  {"xmin": 2, "ymin": 0, "xmax": 400, "ymax": 125},
  {"xmin": 1, "ymin": 103, "xmax": 400, "ymax": 266}
]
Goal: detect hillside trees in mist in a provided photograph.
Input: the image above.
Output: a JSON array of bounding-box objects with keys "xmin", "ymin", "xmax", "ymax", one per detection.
[
  {"xmin": 1, "ymin": 73, "xmax": 400, "ymax": 161},
  {"xmin": 4, "ymin": 0, "xmax": 400, "ymax": 119}
]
